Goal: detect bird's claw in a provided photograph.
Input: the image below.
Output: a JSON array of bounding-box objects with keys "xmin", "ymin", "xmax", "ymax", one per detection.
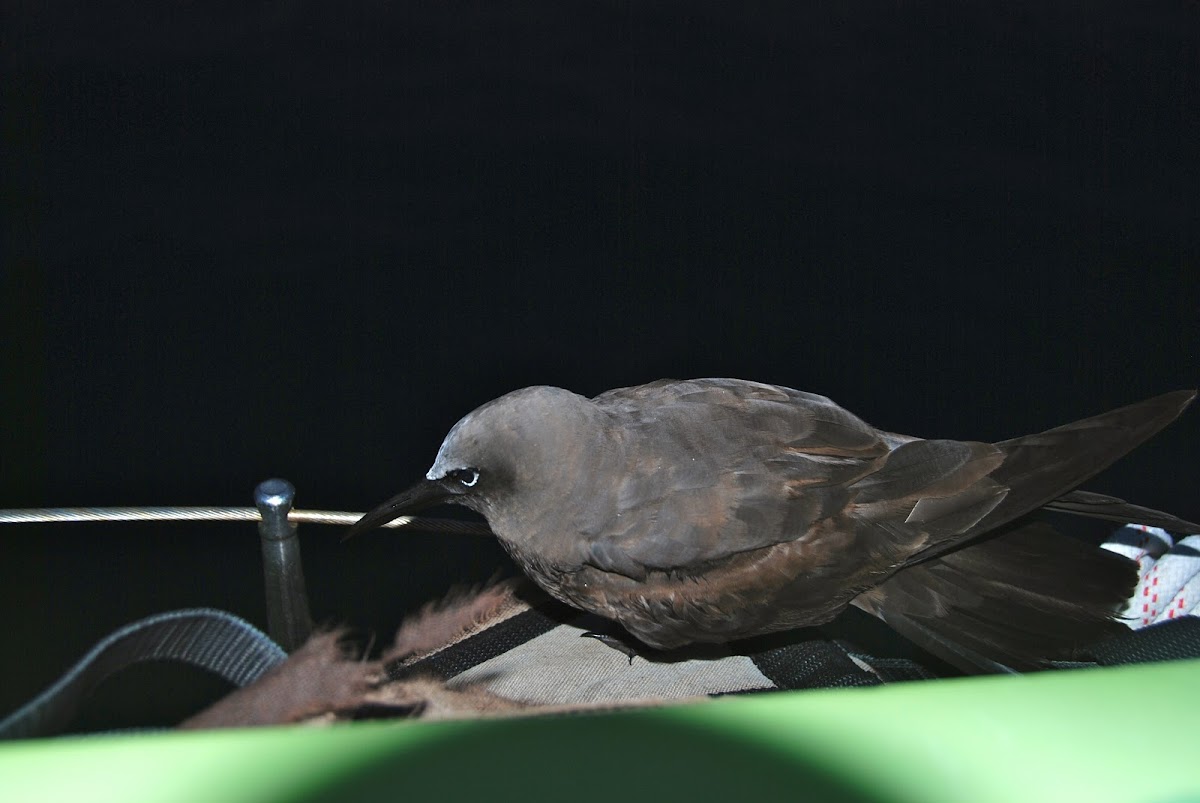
[{"xmin": 581, "ymin": 631, "xmax": 639, "ymax": 664}]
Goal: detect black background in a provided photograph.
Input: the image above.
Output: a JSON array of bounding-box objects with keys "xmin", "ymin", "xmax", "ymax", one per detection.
[{"xmin": 2, "ymin": 2, "xmax": 1197, "ymax": 723}]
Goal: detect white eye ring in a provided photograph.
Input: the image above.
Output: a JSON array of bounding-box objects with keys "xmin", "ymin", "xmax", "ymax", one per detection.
[{"xmin": 459, "ymin": 468, "xmax": 479, "ymax": 487}]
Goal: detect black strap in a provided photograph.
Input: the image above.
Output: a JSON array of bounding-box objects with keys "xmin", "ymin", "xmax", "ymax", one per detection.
[
  {"xmin": 0, "ymin": 608, "xmax": 286, "ymax": 740},
  {"xmin": 843, "ymin": 654, "xmax": 938, "ymax": 683},
  {"xmin": 1086, "ymin": 615, "xmax": 1200, "ymax": 666},
  {"xmin": 386, "ymin": 600, "xmax": 575, "ymax": 682},
  {"xmin": 749, "ymin": 639, "xmax": 883, "ymax": 689}
]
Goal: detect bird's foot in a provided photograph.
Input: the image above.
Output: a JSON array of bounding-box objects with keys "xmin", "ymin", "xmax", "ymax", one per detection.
[{"xmin": 581, "ymin": 631, "xmax": 641, "ymax": 664}]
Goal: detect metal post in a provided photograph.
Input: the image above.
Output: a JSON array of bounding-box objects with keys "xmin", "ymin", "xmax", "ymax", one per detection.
[{"xmin": 255, "ymin": 478, "xmax": 313, "ymax": 652}]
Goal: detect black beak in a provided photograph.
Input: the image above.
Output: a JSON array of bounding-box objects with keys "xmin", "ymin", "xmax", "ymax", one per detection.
[{"xmin": 343, "ymin": 479, "xmax": 454, "ymax": 541}]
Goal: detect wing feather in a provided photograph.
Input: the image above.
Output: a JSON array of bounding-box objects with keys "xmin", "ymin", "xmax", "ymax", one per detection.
[{"xmin": 584, "ymin": 379, "xmax": 888, "ymax": 575}]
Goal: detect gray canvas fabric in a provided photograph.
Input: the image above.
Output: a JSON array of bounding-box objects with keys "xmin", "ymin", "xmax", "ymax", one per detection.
[{"xmin": 448, "ymin": 615, "xmax": 774, "ymax": 705}]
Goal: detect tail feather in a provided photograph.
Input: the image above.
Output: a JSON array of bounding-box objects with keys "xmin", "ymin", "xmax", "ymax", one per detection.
[{"xmin": 860, "ymin": 521, "xmax": 1138, "ymax": 673}]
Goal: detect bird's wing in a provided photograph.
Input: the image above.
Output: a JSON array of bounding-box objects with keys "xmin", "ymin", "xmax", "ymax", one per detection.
[
  {"xmin": 584, "ymin": 378, "xmax": 894, "ymax": 577},
  {"xmin": 890, "ymin": 389, "xmax": 1197, "ymax": 565},
  {"xmin": 843, "ymin": 390, "xmax": 1197, "ymax": 569},
  {"xmin": 981, "ymin": 391, "xmax": 1197, "ymax": 528},
  {"xmin": 1043, "ymin": 489, "xmax": 1200, "ymax": 533},
  {"xmin": 585, "ymin": 381, "xmax": 1193, "ymax": 590},
  {"xmin": 591, "ymin": 378, "xmax": 885, "ymax": 457}
]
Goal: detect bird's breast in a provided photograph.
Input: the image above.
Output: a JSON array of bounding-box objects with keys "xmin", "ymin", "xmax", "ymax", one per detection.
[{"xmin": 504, "ymin": 517, "xmax": 885, "ymax": 650}]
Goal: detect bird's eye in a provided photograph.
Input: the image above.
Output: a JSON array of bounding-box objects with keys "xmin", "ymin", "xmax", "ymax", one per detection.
[{"xmin": 448, "ymin": 468, "xmax": 480, "ymax": 487}]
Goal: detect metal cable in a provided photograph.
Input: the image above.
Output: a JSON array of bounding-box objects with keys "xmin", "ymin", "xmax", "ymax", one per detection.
[{"xmin": 0, "ymin": 506, "xmax": 492, "ymax": 536}]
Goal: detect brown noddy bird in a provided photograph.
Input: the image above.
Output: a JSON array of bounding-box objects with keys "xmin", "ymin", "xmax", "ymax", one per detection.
[{"xmin": 346, "ymin": 379, "xmax": 1198, "ymax": 672}]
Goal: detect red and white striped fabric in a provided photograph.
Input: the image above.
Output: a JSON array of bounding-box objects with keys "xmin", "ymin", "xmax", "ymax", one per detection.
[{"xmin": 1103, "ymin": 525, "xmax": 1200, "ymax": 628}]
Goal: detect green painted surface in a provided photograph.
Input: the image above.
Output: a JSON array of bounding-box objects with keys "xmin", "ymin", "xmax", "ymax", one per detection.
[{"xmin": 2, "ymin": 659, "xmax": 1198, "ymax": 803}]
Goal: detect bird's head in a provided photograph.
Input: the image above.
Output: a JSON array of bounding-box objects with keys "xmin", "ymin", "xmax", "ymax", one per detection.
[{"xmin": 344, "ymin": 385, "xmax": 602, "ymax": 540}]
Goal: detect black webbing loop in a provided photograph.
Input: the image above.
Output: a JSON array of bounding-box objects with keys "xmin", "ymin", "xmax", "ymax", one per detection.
[{"xmin": 0, "ymin": 608, "xmax": 286, "ymax": 740}]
